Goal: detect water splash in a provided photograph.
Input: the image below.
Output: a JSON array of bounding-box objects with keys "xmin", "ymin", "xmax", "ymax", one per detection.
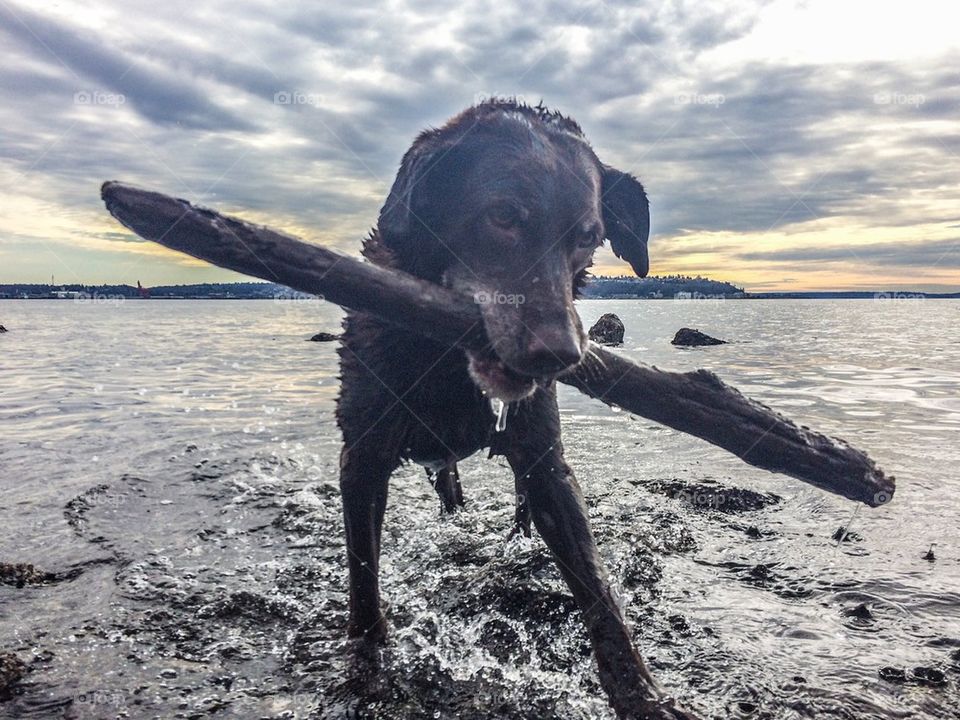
[
  {"xmin": 834, "ymin": 502, "xmax": 862, "ymax": 546},
  {"xmin": 490, "ymin": 398, "xmax": 508, "ymax": 432}
]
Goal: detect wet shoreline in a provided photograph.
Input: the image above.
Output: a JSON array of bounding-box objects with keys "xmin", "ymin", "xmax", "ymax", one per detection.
[{"xmin": 3, "ymin": 299, "xmax": 959, "ymax": 718}]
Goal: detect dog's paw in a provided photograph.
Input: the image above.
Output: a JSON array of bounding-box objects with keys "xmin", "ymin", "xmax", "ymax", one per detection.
[
  {"xmin": 347, "ymin": 614, "xmax": 389, "ymax": 646},
  {"xmin": 506, "ymin": 521, "xmax": 532, "ymax": 542}
]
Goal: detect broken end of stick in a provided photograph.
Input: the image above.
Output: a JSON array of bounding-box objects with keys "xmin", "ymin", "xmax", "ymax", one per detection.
[{"xmin": 102, "ymin": 181, "xmax": 188, "ymax": 244}]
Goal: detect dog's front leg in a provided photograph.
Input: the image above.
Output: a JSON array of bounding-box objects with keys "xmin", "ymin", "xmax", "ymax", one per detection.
[
  {"xmin": 339, "ymin": 441, "xmax": 397, "ymax": 644},
  {"xmin": 510, "ymin": 472, "xmax": 531, "ymax": 538},
  {"xmin": 505, "ymin": 385, "xmax": 699, "ymax": 720}
]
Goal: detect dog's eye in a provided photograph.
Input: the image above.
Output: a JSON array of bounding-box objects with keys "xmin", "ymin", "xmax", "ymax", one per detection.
[
  {"xmin": 575, "ymin": 225, "xmax": 602, "ymax": 249},
  {"xmin": 487, "ymin": 204, "xmax": 524, "ymax": 230}
]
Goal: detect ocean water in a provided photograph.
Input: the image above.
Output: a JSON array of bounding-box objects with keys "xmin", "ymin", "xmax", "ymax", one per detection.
[{"xmin": 1, "ymin": 298, "xmax": 958, "ymax": 719}]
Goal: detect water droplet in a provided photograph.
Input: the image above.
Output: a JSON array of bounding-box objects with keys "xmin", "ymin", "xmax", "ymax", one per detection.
[{"xmin": 490, "ymin": 398, "xmax": 508, "ymax": 432}]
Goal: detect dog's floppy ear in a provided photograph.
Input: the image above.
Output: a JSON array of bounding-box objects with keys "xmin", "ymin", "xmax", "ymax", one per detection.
[{"xmin": 600, "ymin": 166, "xmax": 650, "ymax": 278}]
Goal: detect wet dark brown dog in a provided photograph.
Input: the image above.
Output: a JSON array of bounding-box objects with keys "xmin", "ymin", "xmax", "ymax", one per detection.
[{"xmin": 336, "ymin": 100, "xmax": 697, "ymax": 719}]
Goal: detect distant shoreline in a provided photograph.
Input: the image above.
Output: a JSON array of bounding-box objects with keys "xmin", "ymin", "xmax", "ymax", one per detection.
[
  {"xmin": 1, "ymin": 280, "xmax": 958, "ymax": 301},
  {"xmin": 3, "ymin": 293, "xmax": 958, "ymax": 300}
]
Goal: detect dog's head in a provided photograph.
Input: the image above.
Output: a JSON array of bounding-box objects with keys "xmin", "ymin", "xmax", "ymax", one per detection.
[{"xmin": 377, "ymin": 99, "xmax": 650, "ymax": 401}]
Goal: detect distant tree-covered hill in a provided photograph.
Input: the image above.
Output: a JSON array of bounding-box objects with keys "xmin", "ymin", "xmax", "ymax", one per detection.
[
  {"xmin": 582, "ymin": 275, "xmax": 746, "ymax": 299},
  {"xmin": 7, "ymin": 278, "xmax": 952, "ymax": 300},
  {"xmin": 0, "ymin": 282, "xmax": 303, "ymax": 299},
  {"xmin": 3, "ymin": 277, "xmax": 746, "ymax": 300}
]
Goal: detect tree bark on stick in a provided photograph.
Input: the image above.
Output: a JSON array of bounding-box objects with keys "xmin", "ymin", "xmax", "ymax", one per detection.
[{"xmin": 100, "ymin": 181, "xmax": 895, "ymax": 507}]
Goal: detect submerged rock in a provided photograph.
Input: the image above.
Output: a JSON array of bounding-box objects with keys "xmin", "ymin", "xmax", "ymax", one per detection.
[
  {"xmin": 672, "ymin": 327, "xmax": 727, "ymax": 346},
  {"xmin": 832, "ymin": 525, "xmax": 862, "ymax": 543},
  {"xmin": 588, "ymin": 313, "xmax": 625, "ymax": 346},
  {"xmin": 0, "ymin": 562, "xmax": 54, "ymax": 588},
  {"xmin": 641, "ymin": 478, "xmax": 780, "ymax": 513},
  {"xmin": 307, "ymin": 331, "xmax": 340, "ymax": 342},
  {"xmin": 879, "ymin": 667, "xmax": 907, "ymax": 683},
  {"xmin": 0, "ymin": 653, "xmax": 26, "ymax": 700},
  {"xmin": 913, "ymin": 666, "xmax": 947, "ymax": 686},
  {"xmin": 843, "ymin": 602, "xmax": 874, "ymax": 621}
]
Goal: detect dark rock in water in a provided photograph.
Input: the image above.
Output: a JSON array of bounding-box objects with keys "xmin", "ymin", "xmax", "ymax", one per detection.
[
  {"xmin": 913, "ymin": 666, "xmax": 947, "ymax": 686},
  {"xmin": 879, "ymin": 667, "xmax": 907, "ymax": 683},
  {"xmin": 671, "ymin": 327, "xmax": 727, "ymax": 346},
  {"xmin": 0, "ymin": 324, "xmax": 7, "ymax": 333},
  {"xmin": 588, "ymin": 313, "xmax": 625, "ymax": 346},
  {"xmin": 642, "ymin": 478, "xmax": 780, "ymax": 513},
  {"xmin": 832, "ymin": 525, "xmax": 862, "ymax": 543},
  {"xmin": 843, "ymin": 602, "xmax": 874, "ymax": 621},
  {"xmin": 668, "ymin": 614, "xmax": 691, "ymax": 635},
  {"xmin": 308, "ymin": 331, "xmax": 340, "ymax": 342},
  {"xmin": 0, "ymin": 562, "xmax": 55, "ymax": 588},
  {"xmin": 198, "ymin": 590, "xmax": 301, "ymax": 625},
  {"xmin": 0, "ymin": 653, "xmax": 26, "ymax": 700}
]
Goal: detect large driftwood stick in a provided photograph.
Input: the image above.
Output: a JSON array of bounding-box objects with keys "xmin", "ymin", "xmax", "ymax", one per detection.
[{"xmin": 101, "ymin": 181, "xmax": 894, "ymax": 507}]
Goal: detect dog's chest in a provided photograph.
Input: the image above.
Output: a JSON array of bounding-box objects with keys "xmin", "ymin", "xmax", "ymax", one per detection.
[{"xmin": 338, "ymin": 313, "xmax": 498, "ymax": 466}]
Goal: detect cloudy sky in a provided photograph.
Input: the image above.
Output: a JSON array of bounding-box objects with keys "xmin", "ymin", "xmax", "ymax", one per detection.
[{"xmin": 1, "ymin": 0, "xmax": 958, "ymax": 291}]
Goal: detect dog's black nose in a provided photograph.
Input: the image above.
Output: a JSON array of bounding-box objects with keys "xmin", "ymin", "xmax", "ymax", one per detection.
[{"xmin": 520, "ymin": 329, "xmax": 582, "ymax": 375}]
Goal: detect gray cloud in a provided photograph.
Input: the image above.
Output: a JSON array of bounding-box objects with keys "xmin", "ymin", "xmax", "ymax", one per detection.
[
  {"xmin": 0, "ymin": 3, "xmax": 256, "ymax": 131},
  {"xmin": 0, "ymin": 0, "xmax": 957, "ymax": 288},
  {"xmin": 739, "ymin": 237, "xmax": 960, "ymax": 268}
]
